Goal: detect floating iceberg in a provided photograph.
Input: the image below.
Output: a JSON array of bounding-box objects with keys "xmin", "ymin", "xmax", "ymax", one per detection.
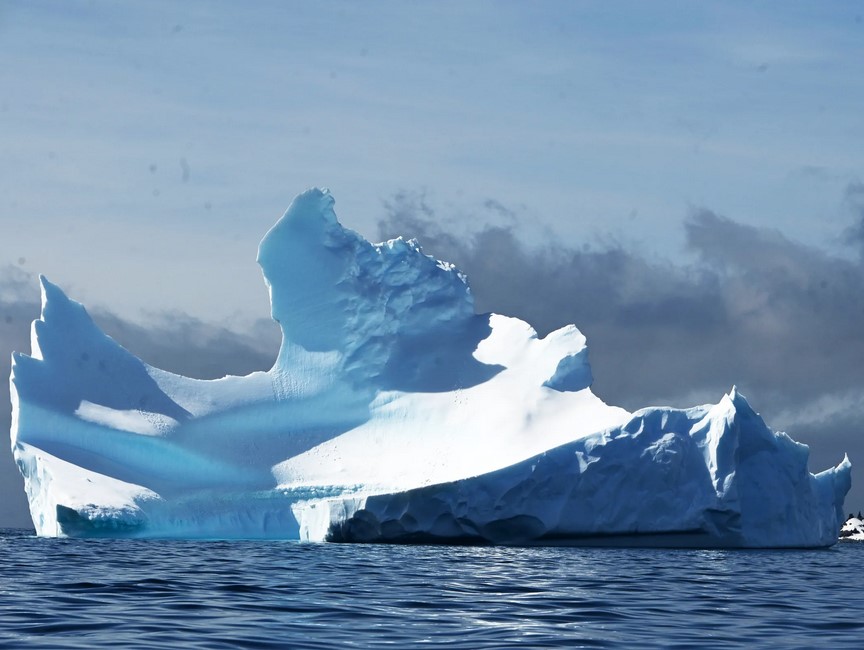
[
  {"xmin": 840, "ymin": 516, "xmax": 864, "ymax": 541},
  {"xmin": 9, "ymin": 189, "xmax": 851, "ymax": 546}
]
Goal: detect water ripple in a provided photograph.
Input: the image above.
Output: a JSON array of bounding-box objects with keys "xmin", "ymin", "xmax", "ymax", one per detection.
[{"xmin": 0, "ymin": 529, "xmax": 861, "ymax": 648}]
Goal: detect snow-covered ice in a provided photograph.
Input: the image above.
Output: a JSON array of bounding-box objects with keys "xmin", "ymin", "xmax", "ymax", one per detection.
[
  {"xmin": 9, "ymin": 189, "xmax": 851, "ymax": 546},
  {"xmin": 840, "ymin": 516, "xmax": 864, "ymax": 541}
]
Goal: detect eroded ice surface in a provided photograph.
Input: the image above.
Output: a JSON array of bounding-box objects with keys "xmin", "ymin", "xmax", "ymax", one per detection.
[{"xmin": 9, "ymin": 189, "xmax": 851, "ymax": 546}]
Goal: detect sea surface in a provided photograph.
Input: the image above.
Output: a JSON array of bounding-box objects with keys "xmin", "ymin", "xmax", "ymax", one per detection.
[{"xmin": 0, "ymin": 529, "xmax": 862, "ymax": 649}]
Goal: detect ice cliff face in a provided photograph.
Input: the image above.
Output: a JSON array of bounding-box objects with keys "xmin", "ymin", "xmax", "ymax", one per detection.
[
  {"xmin": 318, "ymin": 392, "xmax": 850, "ymax": 548},
  {"xmin": 9, "ymin": 189, "xmax": 851, "ymax": 546}
]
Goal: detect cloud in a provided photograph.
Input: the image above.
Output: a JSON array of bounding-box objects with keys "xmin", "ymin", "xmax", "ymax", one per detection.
[
  {"xmin": 91, "ymin": 309, "xmax": 279, "ymax": 381},
  {"xmin": 0, "ymin": 267, "xmax": 40, "ymax": 527},
  {"xmin": 844, "ymin": 181, "xmax": 864, "ymax": 258},
  {"xmin": 377, "ymin": 193, "xmax": 864, "ymax": 489},
  {"xmin": 0, "ymin": 268, "xmax": 279, "ymax": 528}
]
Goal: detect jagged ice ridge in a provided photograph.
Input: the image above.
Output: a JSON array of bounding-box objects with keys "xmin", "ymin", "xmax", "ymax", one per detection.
[{"xmin": 9, "ymin": 189, "xmax": 851, "ymax": 546}]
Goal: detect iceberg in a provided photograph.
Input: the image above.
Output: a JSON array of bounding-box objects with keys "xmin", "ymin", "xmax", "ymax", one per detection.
[
  {"xmin": 9, "ymin": 189, "xmax": 851, "ymax": 546},
  {"xmin": 840, "ymin": 516, "xmax": 864, "ymax": 541}
]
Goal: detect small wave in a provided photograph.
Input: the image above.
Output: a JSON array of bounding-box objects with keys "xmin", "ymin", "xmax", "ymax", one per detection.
[{"xmin": 0, "ymin": 530, "xmax": 861, "ymax": 649}]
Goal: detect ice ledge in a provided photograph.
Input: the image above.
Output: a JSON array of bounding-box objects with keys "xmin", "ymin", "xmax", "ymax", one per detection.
[{"xmin": 296, "ymin": 389, "xmax": 850, "ymax": 548}]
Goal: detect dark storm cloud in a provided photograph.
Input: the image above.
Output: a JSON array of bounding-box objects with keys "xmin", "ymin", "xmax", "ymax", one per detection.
[
  {"xmin": 0, "ymin": 268, "xmax": 279, "ymax": 528},
  {"xmin": 482, "ymin": 198, "xmax": 519, "ymax": 222},
  {"xmin": 377, "ymin": 194, "xmax": 864, "ymax": 481},
  {"xmin": 681, "ymin": 209, "xmax": 864, "ymax": 406}
]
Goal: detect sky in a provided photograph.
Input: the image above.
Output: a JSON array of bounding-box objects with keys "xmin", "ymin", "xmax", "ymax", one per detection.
[{"xmin": 0, "ymin": 1, "xmax": 862, "ymax": 527}]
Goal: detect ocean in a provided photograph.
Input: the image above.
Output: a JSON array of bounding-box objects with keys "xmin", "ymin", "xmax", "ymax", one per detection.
[{"xmin": 0, "ymin": 528, "xmax": 861, "ymax": 648}]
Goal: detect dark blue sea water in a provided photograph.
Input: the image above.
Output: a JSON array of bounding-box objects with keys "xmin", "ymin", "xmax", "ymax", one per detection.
[{"xmin": 1, "ymin": 529, "xmax": 862, "ymax": 649}]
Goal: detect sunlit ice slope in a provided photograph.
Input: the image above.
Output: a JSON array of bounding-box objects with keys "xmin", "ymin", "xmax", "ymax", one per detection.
[{"xmin": 9, "ymin": 189, "xmax": 850, "ymax": 546}]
